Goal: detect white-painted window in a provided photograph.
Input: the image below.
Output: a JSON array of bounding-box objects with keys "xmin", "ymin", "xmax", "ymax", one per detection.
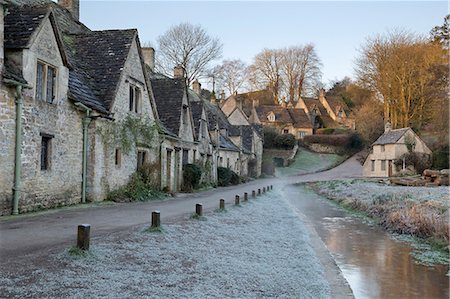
[
  {"xmin": 298, "ymin": 131, "xmax": 306, "ymax": 139},
  {"xmin": 268, "ymin": 113, "xmax": 275, "ymax": 122},
  {"xmin": 36, "ymin": 61, "xmax": 57, "ymax": 103}
]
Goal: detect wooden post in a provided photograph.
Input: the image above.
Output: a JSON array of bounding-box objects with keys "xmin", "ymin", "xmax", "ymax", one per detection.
[
  {"xmin": 252, "ymin": 190, "xmax": 256, "ymax": 198},
  {"xmin": 271, "ymin": 185, "xmax": 273, "ymax": 190},
  {"xmin": 267, "ymin": 185, "xmax": 270, "ymax": 191},
  {"xmin": 235, "ymin": 195, "xmax": 240, "ymax": 205},
  {"xmin": 77, "ymin": 224, "xmax": 90, "ymax": 251},
  {"xmin": 151, "ymin": 211, "xmax": 161, "ymax": 228},
  {"xmin": 244, "ymin": 192, "xmax": 248, "ymax": 201},
  {"xmin": 258, "ymin": 189, "xmax": 261, "ymax": 196},
  {"xmin": 196, "ymin": 203, "xmax": 203, "ymax": 216},
  {"xmin": 220, "ymin": 199, "xmax": 225, "ymax": 210},
  {"xmin": 263, "ymin": 187, "xmax": 266, "ymax": 193}
]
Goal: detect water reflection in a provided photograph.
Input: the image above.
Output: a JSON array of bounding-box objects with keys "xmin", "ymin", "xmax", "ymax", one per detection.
[{"xmin": 286, "ymin": 185, "xmax": 449, "ymax": 299}]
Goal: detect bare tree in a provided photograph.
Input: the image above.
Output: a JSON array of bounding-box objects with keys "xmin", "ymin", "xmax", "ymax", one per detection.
[
  {"xmin": 213, "ymin": 59, "xmax": 248, "ymax": 96},
  {"xmin": 249, "ymin": 49, "xmax": 283, "ymax": 102},
  {"xmin": 156, "ymin": 23, "xmax": 223, "ymax": 85},
  {"xmin": 280, "ymin": 44, "xmax": 322, "ymax": 101}
]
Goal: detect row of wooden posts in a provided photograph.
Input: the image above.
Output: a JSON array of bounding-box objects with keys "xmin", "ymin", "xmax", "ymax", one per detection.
[{"xmin": 76, "ymin": 184, "xmax": 274, "ymax": 251}]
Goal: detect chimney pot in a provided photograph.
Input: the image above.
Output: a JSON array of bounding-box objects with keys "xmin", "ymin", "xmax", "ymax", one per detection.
[
  {"xmin": 142, "ymin": 47, "xmax": 155, "ymax": 71},
  {"xmin": 58, "ymin": 0, "xmax": 80, "ymax": 21}
]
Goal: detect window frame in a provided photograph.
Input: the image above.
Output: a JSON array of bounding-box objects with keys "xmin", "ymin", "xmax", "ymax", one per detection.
[
  {"xmin": 36, "ymin": 60, "xmax": 57, "ymax": 104},
  {"xmin": 137, "ymin": 150, "xmax": 147, "ymax": 170},
  {"xmin": 371, "ymin": 160, "xmax": 375, "ymax": 172},
  {"xmin": 40, "ymin": 133, "xmax": 54, "ymax": 171},
  {"xmin": 381, "ymin": 160, "xmax": 386, "ymax": 171},
  {"xmin": 129, "ymin": 84, "xmax": 142, "ymax": 114}
]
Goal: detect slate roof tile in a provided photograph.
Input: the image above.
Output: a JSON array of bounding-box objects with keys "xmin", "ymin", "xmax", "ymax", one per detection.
[
  {"xmin": 287, "ymin": 108, "xmax": 313, "ymax": 129},
  {"xmin": 373, "ymin": 128, "xmax": 409, "ymax": 145},
  {"xmin": 150, "ymin": 78, "xmax": 184, "ymax": 136}
]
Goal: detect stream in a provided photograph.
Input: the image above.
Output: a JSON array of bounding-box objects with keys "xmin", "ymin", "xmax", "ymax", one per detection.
[{"xmin": 285, "ymin": 184, "xmax": 449, "ymax": 299}]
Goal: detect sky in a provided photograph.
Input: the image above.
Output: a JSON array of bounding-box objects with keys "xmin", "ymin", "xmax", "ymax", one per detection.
[{"xmin": 79, "ymin": 1, "xmax": 447, "ymax": 88}]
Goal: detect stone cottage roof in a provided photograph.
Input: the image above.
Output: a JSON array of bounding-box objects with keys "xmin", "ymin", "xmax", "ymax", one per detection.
[
  {"xmin": 219, "ymin": 134, "xmax": 240, "ymax": 152},
  {"xmin": 4, "ymin": 5, "xmax": 49, "ymax": 49},
  {"xmin": 373, "ymin": 128, "xmax": 410, "ymax": 145},
  {"xmin": 190, "ymin": 100, "xmax": 204, "ymax": 139},
  {"xmin": 65, "ymin": 29, "xmax": 137, "ymax": 111},
  {"xmin": 227, "ymin": 89, "xmax": 277, "ymax": 117},
  {"xmin": 287, "ymin": 108, "xmax": 313, "ymax": 129},
  {"xmin": 326, "ymin": 95, "xmax": 351, "ymax": 115},
  {"xmin": 256, "ymin": 106, "xmax": 293, "ymax": 124},
  {"xmin": 150, "ymin": 78, "xmax": 185, "ymax": 136}
]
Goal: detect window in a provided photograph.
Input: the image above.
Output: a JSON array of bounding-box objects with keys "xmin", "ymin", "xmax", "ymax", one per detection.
[
  {"xmin": 182, "ymin": 149, "xmax": 189, "ymax": 165},
  {"xmin": 381, "ymin": 160, "xmax": 386, "ymax": 171},
  {"xmin": 115, "ymin": 148, "xmax": 121, "ymax": 167},
  {"xmin": 137, "ymin": 150, "xmax": 147, "ymax": 169},
  {"xmin": 381, "ymin": 145, "xmax": 385, "ymax": 152},
  {"xmin": 40, "ymin": 134, "xmax": 53, "ymax": 170},
  {"xmin": 227, "ymin": 158, "xmax": 230, "ymax": 168},
  {"xmin": 371, "ymin": 160, "xmax": 375, "ymax": 172},
  {"xmin": 267, "ymin": 113, "xmax": 275, "ymax": 122},
  {"xmin": 129, "ymin": 85, "xmax": 142, "ymax": 113},
  {"xmin": 36, "ymin": 61, "xmax": 56, "ymax": 103},
  {"xmin": 298, "ymin": 131, "xmax": 306, "ymax": 139},
  {"xmin": 283, "ymin": 129, "xmax": 289, "ymax": 134}
]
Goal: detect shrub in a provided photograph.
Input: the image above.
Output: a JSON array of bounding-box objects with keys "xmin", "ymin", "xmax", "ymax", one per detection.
[
  {"xmin": 394, "ymin": 152, "xmax": 432, "ymax": 175},
  {"xmin": 303, "ymin": 133, "xmax": 362, "ymax": 152},
  {"xmin": 182, "ymin": 164, "xmax": 202, "ymax": 192},
  {"xmin": 217, "ymin": 167, "xmax": 240, "ymax": 186},
  {"xmin": 432, "ymin": 146, "xmax": 449, "ymax": 169},
  {"xmin": 107, "ymin": 172, "xmax": 166, "ymax": 202},
  {"xmin": 263, "ymin": 127, "xmax": 278, "ymax": 149},
  {"xmin": 274, "ymin": 133, "xmax": 296, "ymax": 149}
]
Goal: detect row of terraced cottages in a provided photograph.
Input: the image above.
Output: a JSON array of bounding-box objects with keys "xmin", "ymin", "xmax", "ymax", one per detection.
[{"xmin": 0, "ymin": 0, "xmax": 263, "ymax": 215}]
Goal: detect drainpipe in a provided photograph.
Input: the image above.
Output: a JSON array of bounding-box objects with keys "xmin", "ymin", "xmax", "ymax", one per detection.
[
  {"xmin": 74, "ymin": 102, "xmax": 91, "ymax": 203},
  {"xmin": 4, "ymin": 78, "xmax": 31, "ymax": 215},
  {"xmin": 12, "ymin": 85, "xmax": 23, "ymax": 215}
]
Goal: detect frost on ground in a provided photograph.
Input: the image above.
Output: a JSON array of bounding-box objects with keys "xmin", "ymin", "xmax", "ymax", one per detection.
[
  {"xmin": 0, "ymin": 191, "xmax": 330, "ymax": 299},
  {"xmin": 276, "ymin": 149, "xmax": 343, "ymax": 177}
]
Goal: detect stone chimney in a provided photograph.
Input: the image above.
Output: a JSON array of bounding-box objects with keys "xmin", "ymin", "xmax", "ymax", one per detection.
[
  {"xmin": 210, "ymin": 93, "xmax": 217, "ymax": 105},
  {"xmin": 318, "ymin": 88, "xmax": 325, "ymax": 101},
  {"xmin": 58, "ymin": 0, "xmax": 80, "ymax": 21},
  {"xmin": 141, "ymin": 47, "xmax": 155, "ymax": 71},
  {"xmin": 192, "ymin": 79, "xmax": 201, "ymax": 95},
  {"xmin": 173, "ymin": 65, "xmax": 184, "ymax": 79},
  {"xmin": 220, "ymin": 90, "xmax": 225, "ymax": 101},
  {"xmin": 385, "ymin": 120, "xmax": 392, "ymax": 132}
]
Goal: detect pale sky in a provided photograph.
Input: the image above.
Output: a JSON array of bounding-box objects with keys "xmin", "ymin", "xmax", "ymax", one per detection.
[{"xmin": 79, "ymin": 1, "xmax": 447, "ymax": 88}]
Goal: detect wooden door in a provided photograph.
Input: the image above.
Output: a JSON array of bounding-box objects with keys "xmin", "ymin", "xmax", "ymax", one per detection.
[{"xmin": 388, "ymin": 160, "xmax": 393, "ymax": 177}]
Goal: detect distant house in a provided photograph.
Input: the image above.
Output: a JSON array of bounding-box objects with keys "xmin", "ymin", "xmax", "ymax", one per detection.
[
  {"xmin": 363, "ymin": 123, "xmax": 432, "ymax": 177},
  {"xmin": 220, "ymin": 88, "xmax": 354, "ymax": 140}
]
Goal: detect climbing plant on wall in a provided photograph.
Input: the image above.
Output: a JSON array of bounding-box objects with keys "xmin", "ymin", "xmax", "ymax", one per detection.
[{"xmin": 97, "ymin": 115, "xmax": 159, "ymax": 153}]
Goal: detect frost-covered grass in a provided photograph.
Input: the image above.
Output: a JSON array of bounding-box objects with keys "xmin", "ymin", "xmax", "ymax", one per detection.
[
  {"xmin": 310, "ymin": 179, "xmax": 449, "ymax": 256},
  {"xmin": 0, "ymin": 191, "xmax": 330, "ymax": 299},
  {"xmin": 276, "ymin": 148, "xmax": 344, "ymax": 177}
]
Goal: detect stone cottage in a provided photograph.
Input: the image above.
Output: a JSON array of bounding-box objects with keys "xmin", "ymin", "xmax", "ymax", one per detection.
[
  {"xmin": 148, "ymin": 66, "xmax": 197, "ymax": 192},
  {"xmin": 363, "ymin": 123, "xmax": 432, "ymax": 177},
  {"xmin": 0, "ymin": 0, "xmax": 159, "ymax": 215}
]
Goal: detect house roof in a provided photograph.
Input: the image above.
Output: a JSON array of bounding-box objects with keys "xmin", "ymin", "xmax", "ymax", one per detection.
[
  {"xmin": 65, "ymin": 29, "xmax": 137, "ymax": 111},
  {"xmin": 256, "ymin": 106, "xmax": 293, "ymax": 124},
  {"xmin": 325, "ymin": 95, "xmax": 351, "ymax": 115},
  {"xmin": 219, "ymin": 134, "xmax": 240, "ymax": 152},
  {"xmin": 4, "ymin": 5, "xmax": 49, "ymax": 49},
  {"xmin": 226, "ymin": 89, "xmax": 277, "ymax": 117},
  {"xmin": 150, "ymin": 78, "xmax": 185, "ymax": 136},
  {"xmin": 190, "ymin": 100, "xmax": 204, "ymax": 139},
  {"xmin": 373, "ymin": 128, "xmax": 410, "ymax": 145},
  {"xmin": 287, "ymin": 108, "xmax": 313, "ymax": 129}
]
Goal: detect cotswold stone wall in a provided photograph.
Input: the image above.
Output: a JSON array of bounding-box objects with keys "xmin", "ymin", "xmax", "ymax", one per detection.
[
  {"xmin": 87, "ymin": 39, "xmax": 159, "ymax": 200},
  {"xmin": 308, "ymin": 143, "xmax": 341, "ymax": 154},
  {"xmin": 0, "ymin": 87, "xmax": 16, "ymax": 215},
  {"xmin": 0, "ymin": 19, "xmax": 83, "ymax": 215},
  {"xmin": 218, "ymin": 150, "xmax": 240, "ymax": 174}
]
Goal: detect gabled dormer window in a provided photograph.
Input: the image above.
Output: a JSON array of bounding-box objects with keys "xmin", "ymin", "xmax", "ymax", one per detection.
[
  {"xmin": 267, "ymin": 112, "xmax": 275, "ymax": 122},
  {"xmin": 129, "ymin": 84, "xmax": 142, "ymax": 113},
  {"xmin": 36, "ymin": 61, "xmax": 57, "ymax": 103}
]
